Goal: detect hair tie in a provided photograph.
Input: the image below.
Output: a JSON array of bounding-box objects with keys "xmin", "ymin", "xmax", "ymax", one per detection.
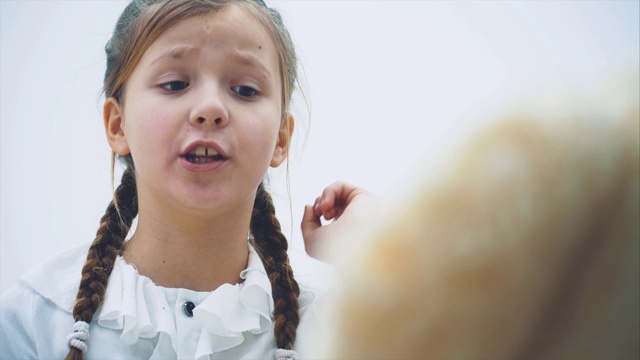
[
  {"xmin": 66, "ymin": 321, "xmax": 90, "ymax": 352},
  {"xmin": 275, "ymin": 348, "xmax": 299, "ymax": 360}
]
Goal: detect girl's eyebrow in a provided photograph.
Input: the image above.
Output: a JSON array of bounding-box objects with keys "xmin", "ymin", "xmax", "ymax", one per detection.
[
  {"xmin": 228, "ymin": 52, "xmax": 274, "ymax": 80},
  {"xmin": 149, "ymin": 45, "xmax": 199, "ymax": 66}
]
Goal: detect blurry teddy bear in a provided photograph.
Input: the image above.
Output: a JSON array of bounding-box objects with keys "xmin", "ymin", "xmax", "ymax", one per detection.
[{"xmin": 317, "ymin": 72, "xmax": 639, "ymax": 359}]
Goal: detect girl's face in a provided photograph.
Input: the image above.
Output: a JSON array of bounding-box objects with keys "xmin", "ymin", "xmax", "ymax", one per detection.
[{"xmin": 106, "ymin": 5, "xmax": 291, "ymax": 215}]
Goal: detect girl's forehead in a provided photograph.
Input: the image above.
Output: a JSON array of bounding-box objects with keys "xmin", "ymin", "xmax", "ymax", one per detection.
[{"xmin": 141, "ymin": 6, "xmax": 277, "ymax": 66}]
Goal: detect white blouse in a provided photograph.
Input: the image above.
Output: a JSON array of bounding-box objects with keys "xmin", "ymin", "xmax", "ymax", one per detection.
[{"xmin": 0, "ymin": 242, "xmax": 336, "ymax": 359}]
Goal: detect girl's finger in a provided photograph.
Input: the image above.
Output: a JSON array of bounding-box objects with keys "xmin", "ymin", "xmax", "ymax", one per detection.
[
  {"xmin": 313, "ymin": 196, "xmax": 323, "ymax": 217},
  {"xmin": 323, "ymin": 207, "xmax": 337, "ymax": 221},
  {"xmin": 301, "ymin": 205, "xmax": 321, "ymax": 238},
  {"xmin": 320, "ymin": 187, "xmax": 337, "ymax": 209}
]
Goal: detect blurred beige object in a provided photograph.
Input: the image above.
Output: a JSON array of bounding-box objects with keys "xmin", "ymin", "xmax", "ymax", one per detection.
[{"xmin": 321, "ymin": 73, "xmax": 639, "ymax": 359}]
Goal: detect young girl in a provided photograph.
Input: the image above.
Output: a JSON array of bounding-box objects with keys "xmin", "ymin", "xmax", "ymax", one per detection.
[{"xmin": 0, "ymin": 0, "xmax": 374, "ymax": 358}]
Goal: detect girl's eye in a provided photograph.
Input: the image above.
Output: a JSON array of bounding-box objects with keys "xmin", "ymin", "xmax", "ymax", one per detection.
[
  {"xmin": 161, "ymin": 81, "xmax": 189, "ymax": 91},
  {"xmin": 232, "ymin": 85, "xmax": 258, "ymax": 98}
]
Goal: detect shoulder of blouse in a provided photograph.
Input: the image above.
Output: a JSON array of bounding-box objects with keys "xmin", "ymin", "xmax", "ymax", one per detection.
[{"xmin": 18, "ymin": 242, "xmax": 91, "ymax": 314}]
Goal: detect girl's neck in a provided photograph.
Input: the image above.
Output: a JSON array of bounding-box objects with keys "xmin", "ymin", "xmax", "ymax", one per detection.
[{"xmin": 122, "ymin": 200, "xmax": 252, "ymax": 292}]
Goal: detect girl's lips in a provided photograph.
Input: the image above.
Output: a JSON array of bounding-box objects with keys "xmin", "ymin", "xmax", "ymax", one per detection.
[{"xmin": 179, "ymin": 156, "xmax": 227, "ymax": 172}]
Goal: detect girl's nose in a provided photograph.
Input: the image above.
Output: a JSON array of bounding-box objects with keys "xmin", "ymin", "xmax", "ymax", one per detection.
[{"xmin": 189, "ymin": 86, "xmax": 229, "ymax": 128}]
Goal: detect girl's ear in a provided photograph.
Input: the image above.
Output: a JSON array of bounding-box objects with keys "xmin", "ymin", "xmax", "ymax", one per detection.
[
  {"xmin": 270, "ymin": 113, "xmax": 294, "ymax": 168},
  {"xmin": 104, "ymin": 97, "xmax": 130, "ymax": 156}
]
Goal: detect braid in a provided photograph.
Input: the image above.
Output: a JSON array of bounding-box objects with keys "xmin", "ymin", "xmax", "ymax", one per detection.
[
  {"xmin": 250, "ymin": 182, "xmax": 301, "ymax": 350},
  {"xmin": 65, "ymin": 167, "xmax": 138, "ymax": 360}
]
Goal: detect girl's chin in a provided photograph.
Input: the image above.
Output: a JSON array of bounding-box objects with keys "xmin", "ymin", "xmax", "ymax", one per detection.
[
  {"xmin": 156, "ymin": 180, "xmax": 259, "ymax": 216},
  {"xmin": 172, "ymin": 192, "xmax": 247, "ymax": 215}
]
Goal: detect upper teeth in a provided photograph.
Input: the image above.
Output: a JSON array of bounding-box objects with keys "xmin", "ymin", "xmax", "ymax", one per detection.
[{"xmin": 191, "ymin": 146, "xmax": 219, "ymax": 157}]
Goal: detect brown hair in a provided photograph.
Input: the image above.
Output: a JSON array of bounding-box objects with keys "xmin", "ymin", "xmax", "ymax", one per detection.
[{"xmin": 66, "ymin": 1, "xmax": 300, "ymax": 359}]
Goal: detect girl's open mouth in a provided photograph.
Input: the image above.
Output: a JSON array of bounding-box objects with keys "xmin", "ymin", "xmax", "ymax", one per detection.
[{"xmin": 182, "ymin": 146, "xmax": 226, "ymax": 164}]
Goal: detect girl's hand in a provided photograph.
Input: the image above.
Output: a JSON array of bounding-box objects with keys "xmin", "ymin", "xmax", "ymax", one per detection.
[{"xmin": 301, "ymin": 182, "xmax": 379, "ymax": 262}]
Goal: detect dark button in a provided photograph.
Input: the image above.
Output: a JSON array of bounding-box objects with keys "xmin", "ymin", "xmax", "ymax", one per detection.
[{"xmin": 182, "ymin": 301, "xmax": 195, "ymax": 317}]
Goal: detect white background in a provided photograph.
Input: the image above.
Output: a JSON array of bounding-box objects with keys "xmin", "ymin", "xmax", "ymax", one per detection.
[{"xmin": 1, "ymin": 0, "xmax": 638, "ymax": 293}]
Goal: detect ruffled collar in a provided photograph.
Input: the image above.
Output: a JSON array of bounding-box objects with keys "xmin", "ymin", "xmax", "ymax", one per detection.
[
  {"xmin": 20, "ymin": 241, "xmax": 336, "ymax": 359},
  {"xmin": 93, "ymin": 244, "xmax": 274, "ymax": 359}
]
